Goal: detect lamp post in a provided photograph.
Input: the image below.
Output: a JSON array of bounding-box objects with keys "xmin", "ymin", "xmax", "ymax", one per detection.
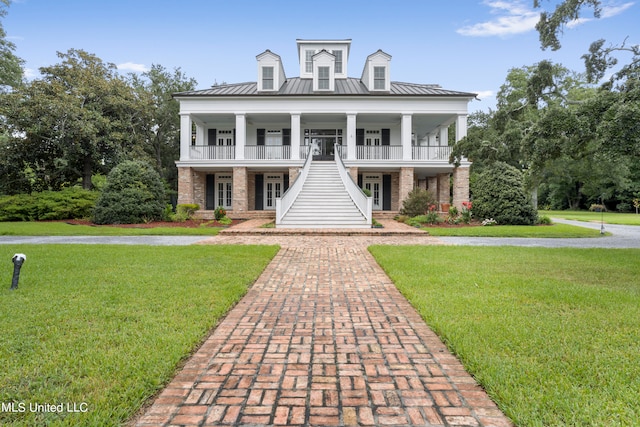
[{"xmin": 10, "ymin": 253, "xmax": 26, "ymax": 290}]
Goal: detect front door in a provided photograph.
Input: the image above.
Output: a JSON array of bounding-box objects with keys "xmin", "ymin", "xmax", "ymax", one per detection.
[
  {"xmin": 264, "ymin": 174, "xmax": 283, "ymax": 210},
  {"xmin": 363, "ymin": 174, "xmax": 382, "ymax": 210},
  {"xmin": 306, "ymin": 129, "xmax": 342, "ymax": 160},
  {"xmin": 215, "ymin": 174, "xmax": 233, "ymax": 210}
]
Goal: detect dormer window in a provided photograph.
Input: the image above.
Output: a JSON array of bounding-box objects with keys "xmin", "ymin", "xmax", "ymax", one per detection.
[
  {"xmin": 361, "ymin": 49, "xmax": 391, "ymax": 92},
  {"xmin": 334, "ymin": 50, "xmax": 343, "ymax": 73},
  {"xmin": 262, "ymin": 67, "xmax": 274, "ymax": 90},
  {"xmin": 374, "ymin": 67, "xmax": 386, "ymax": 90},
  {"xmin": 318, "ymin": 67, "xmax": 330, "ymax": 90},
  {"xmin": 305, "ymin": 50, "xmax": 314, "ymax": 73},
  {"xmin": 256, "ymin": 50, "xmax": 285, "ymax": 92}
]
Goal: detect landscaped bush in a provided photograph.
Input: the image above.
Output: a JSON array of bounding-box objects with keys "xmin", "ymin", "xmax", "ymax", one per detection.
[
  {"xmin": 472, "ymin": 162, "xmax": 538, "ymax": 225},
  {"xmin": 0, "ymin": 188, "xmax": 98, "ymax": 221},
  {"xmin": 93, "ymin": 160, "xmax": 166, "ymax": 224},
  {"xmin": 400, "ymin": 189, "xmax": 437, "ymax": 217},
  {"xmin": 214, "ymin": 206, "xmax": 227, "ymax": 221},
  {"xmin": 172, "ymin": 203, "xmax": 200, "ymax": 222}
]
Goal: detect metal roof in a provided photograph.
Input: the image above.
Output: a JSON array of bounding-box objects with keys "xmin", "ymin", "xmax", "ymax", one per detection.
[{"xmin": 174, "ymin": 78, "xmax": 476, "ymax": 98}]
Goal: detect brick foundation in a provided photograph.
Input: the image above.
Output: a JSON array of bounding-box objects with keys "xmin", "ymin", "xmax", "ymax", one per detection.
[{"xmin": 452, "ymin": 166, "xmax": 470, "ymax": 210}]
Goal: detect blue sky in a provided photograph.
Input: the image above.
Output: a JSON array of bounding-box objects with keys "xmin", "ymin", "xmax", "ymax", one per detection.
[{"xmin": 4, "ymin": 0, "xmax": 639, "ymax": 112}]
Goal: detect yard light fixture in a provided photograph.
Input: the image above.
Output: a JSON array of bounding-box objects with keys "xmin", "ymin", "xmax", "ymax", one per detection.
[{"xmin": 10, "ymin": 253, "xmax": 26, "ymax": 290}]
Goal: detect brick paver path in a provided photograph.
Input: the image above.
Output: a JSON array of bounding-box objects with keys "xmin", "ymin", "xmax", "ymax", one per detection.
[{"xmin": 135, "ymin": 233, "xmax": 512, "ymax": 426}]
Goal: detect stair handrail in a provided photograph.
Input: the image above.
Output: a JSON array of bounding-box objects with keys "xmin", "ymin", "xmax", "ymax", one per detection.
[
  {"xmin": 276, "ymin": 146, "xmax": 312, "ymax": 226},
  {"xmin": 335, "ymin": 145, "xmax": 372, "ymax": 224}
]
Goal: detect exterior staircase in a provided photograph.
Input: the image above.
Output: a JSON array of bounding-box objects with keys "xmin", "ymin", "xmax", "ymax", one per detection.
[{"xmin": 279, "ymin": 161, "xmax": 370, "ymax": 228}]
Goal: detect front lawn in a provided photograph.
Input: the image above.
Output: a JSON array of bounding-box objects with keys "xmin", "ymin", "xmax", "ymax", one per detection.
[
  {"xmin": 0, "ymin": 244, "xmax": 278, "ymax": 426},
  {"xmin": 543, "ymin": 210, "xmax": 640, "ymax": 226},
  {"xmin": 0, "ymin": 221, "xmax": 223, "ymax": 236},
  {"xmin": 423, "ymin": 223, "xmax": 602, "ymax": 237},
  {"xmin": 370, "ymin": 246, "xmax": 640, "ymax": 426}
]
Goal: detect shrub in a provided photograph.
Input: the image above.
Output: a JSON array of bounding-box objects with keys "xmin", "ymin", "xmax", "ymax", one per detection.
[
  {"xmin": 616, "ymin": 202, "xmax": 632, "ymax": 213},
  {"xmin": 172, "ymin": 203, "xmax": 200, "ymax": 222},
  {"xmin": 93, "ymin": 160, "xmax": 166, "ymax": 224},
  {"xmin": 472, "ymin": 162, "xmax": 538, "ymax": 225},
  {"xmin": 362, "ymin": 187, "xmax": 372, "ymax": 197},
  {"xmin": 0, "ymin": 188, "xmax": 98, "ymax": 221},
  {"xmin": 218, "ymin": 216, "xmax": 232, "ymax": 226},
  {"xmin": 400, "ymin": 189, "xmax": 437, "ymax": 217},
  {"xmin": 214, "ymin": 206, "xmax": 227, "ymax": 221},
  {"xmin": 589, "ymin": 204, "xmax": 606, "ymax": 212},
  {"xmin": 538, "ymin": 215, "xmax": 553, "ymax": 225}
]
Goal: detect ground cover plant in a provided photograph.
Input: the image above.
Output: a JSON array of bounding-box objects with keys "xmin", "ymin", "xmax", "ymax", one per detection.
[
  {"xmin": 370, "ymin": 246, "xmax": 640, "ymax": 426},
  {"xmin": 0, "ymin": 244, "xmax": 278, "ymax": 426},
  {"xmin": 544, "ymin": 210, "xmax": 640, "ymax": 226}
]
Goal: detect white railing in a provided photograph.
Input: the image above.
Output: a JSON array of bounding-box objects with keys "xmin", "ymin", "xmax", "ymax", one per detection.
[
  {"xmin": 356, "ymin": 145, "xmax": 402, "ymax": 160},
  {"xmin": 245, "ymin": 145, "xmax": 291, "ymax": 160},
  {"xmin": 412, "ymin": 146, "xmax": 452, "ymax": 160},
  {"xmin": 335, "ymin": 146, "xmax": 372, "ymax": 224},
  {"xmin": 189, "ymin": 145, "xmax": 235, "ymax": 160},
  {"xmin": 276, "ymin": 146, "xmax": 312, "ymax": 226}
]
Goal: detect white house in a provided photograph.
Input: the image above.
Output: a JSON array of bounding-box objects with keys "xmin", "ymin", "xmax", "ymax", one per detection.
[{"xmin": 175, "ymin": 39, "xmax": 474, "ymax": 228}]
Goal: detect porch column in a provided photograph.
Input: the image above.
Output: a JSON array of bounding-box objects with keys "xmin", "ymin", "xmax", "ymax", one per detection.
[
  {"xmin": 452, "ymin": 166, "xmax": 470, "ymax": 211},
  {"xmin": 401, "ymin": 113, "xmax": 412, "ymax": 161},
  {"xmin": 232, "ymin": 167, "xmax": 248, "ymax": 214},
  {"xmin": 347, "ymin": 112, "xmax": 357, "ymax": 160},
  {"xmin": 195, "ymin": 122, "xmax": 204, "ymax": 145},
  {"xmin": 437, "ymin": 173, "xmax": 450, "ymax": 211},
  {"xmin": 177, "ymin": 167, "xmax": 194, "ymax": 205},
  {"xmin": 399, "ymin": 167, "xmax": 414, "ymax": 208},
  {"xmin": 456, "ymin": 114, "xmax": 468, "ymax": 141},
  {"xmin": 439, "ymin": 126, "xmax": 448, "ymax": 146},
  {"xmin": 179, "ymin": 114, "xmax": 191, "ymax": 161},
  {"xmin": 235, "ymin": 113, "xmax": 246, "ymax": 160},
  {"xmin": 291, "ymin": 113, "xmax": 301, "ymax": 160}
]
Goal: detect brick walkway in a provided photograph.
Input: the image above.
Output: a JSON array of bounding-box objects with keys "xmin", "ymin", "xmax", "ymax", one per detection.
[{"xmin": 135, "ymin": 229, "xmax": 512, "ymax": 427}]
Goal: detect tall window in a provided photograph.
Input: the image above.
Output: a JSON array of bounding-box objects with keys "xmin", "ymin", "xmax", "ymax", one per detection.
[
  {"xmin": 318, "ymin": 66, "xmax": 330, "ymax": 90},
  {"xmin": 333, "ymin": 50, "xmax": 343, "ymax": 73},
  {"xmin": 374, "ymin": 66, "xmax": 386, "ymax": 90},
  {"xmin": 305, "ymin": 50, "xmax": 314, "ymax": 73},
  {"xmin": 262, "ymin": 66, "xmax": 274, "ymax": 90}
]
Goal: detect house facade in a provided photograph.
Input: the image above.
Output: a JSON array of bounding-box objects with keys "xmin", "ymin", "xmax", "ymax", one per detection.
[{"xmin": 175, "ymin": 39, "xmax": 474, "ymax": 224}]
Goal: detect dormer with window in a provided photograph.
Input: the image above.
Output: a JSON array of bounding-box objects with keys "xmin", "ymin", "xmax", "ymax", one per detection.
[
  {"xmin": 312, "ymin": 50, "xmax": 335, "ymax": 92},
  {"xmin": 256, "ymin": 50, "xmax": 286, "ymax": 92},
  {"xmin": 361, "ymin": 50, "xmax": 391, "ymax": 92},
  {"xmin": 297, "ymin": 39, "xmax": 350, "ymax": 80}
]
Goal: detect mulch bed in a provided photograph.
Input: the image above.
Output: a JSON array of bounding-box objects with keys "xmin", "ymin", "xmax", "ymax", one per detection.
[{"xmin": 53, "ymin": 219, "xmax": 244, "ymax": 228}]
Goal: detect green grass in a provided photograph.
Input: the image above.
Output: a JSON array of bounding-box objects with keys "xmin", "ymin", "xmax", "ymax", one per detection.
[
  {"xmin": 543, "ymin": 210, "xmax": 640, "ymax": 225},
  {"xmin": 370, "ymin": 246, "xmax": 640, "ymax": 426},
  {"xmin": 424, "ymin": 223, "xmax": 603, "ymax": 237},
  {"xmin": 0, "ymin": 244, "xmax": 278, "ymax": 426},
  {"xmin": 0, "ymin": 221, "xmax": 222, "ymax": 236}
]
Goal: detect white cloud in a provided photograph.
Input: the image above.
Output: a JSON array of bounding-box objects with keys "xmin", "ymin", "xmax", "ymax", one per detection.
[
  {"xmin": 473, "ymin": 90, "xmax": 495, "ymax": 100},
  {"xmin": 117, "ymin": 62, "xmax": 149, "ymax": 73},
  {"xmin": 567, "ymin": 1, "xmax": 635, "ymax": 27},
  {"xmin": 457, "ymin": 0, "xmax": 539, "ymax": 37},
  {"xmin": 23, "ymin": 68, "xmax": 38, "ymax": 80}
]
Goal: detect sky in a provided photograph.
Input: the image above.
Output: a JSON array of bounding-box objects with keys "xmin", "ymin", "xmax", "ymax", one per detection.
[{"xmin": 4, "ymin": 0, "xmax": 639, "ymax": 112}]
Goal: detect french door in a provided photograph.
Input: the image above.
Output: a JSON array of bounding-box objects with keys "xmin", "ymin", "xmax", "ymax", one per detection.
[
  {"xmin": 363, "ymin": 174, "xmax": 382, "ymax": 210},
  {"xmin": 264, "ymin": 174, "xmax": 283, "ymax": 210}
]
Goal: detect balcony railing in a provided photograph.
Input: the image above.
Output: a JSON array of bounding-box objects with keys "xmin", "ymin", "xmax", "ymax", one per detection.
[
  {"xmin": 412, "ymin": 146, "xmax": 452, "ymax": 161},
  {"xmin": 356, "ymin": 145, "xmax": 403, "ymax": 160},
  {"xmin": 187, "ymin": 143, "xmax": 452, "ymax": 161},
  {"xmin": 245, "ymin": 145, "xmax": 291, "ymax": 160},
  {"xmin": 189, "ymin": 145, "xmax": 235, "ymax": 160}
]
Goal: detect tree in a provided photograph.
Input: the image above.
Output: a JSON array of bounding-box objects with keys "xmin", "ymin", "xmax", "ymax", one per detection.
[
  {"xmin": 0, "ymin": 0, "xmax": 23, "ymax": 91},
  {"xmin": 0, "ymin": 49, "xmax": 148, "ymax": 192},
  {"xmin": 128, "ymin": 65, "xmax": 197, "ymax": 192},
  {"xmin": 93, "ymin": 160, "xmax": 165, "ymax": 224}
]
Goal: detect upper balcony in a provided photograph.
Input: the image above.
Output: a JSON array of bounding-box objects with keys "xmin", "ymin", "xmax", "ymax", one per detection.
[{"xmin": 187, "ymin": 143, "xmax": 452, "ymax": 161}]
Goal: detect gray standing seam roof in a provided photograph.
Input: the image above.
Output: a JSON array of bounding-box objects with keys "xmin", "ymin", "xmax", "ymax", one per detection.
[{"xmin": 174, "ymin": 78, "xmax": 476, "ymax": 97}]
